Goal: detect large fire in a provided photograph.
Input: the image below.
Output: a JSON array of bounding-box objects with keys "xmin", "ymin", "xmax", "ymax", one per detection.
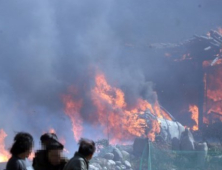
[
  {"xmin": 92, "ymin": 73, "xmax": 173, "ymax": 142},
  {"xmin": 0, "ymin": 129, "xmax": 10, "ymax": 162},
  {"xmin": 62, "ymin": 72, "xmax": 172, "ymax": 143}
]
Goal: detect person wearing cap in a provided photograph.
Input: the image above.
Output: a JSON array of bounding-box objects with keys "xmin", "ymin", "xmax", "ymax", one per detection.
[
  {"xmin": 63, "ymin": 138, "xmax": 95, "ymax": 170},
  {"xmin": 32, "ymin": 133, "xmax": 61, "ymax": 169},
  {"xmin": 33, "ymin": 142, "xmax": 67, "ymax": 170},
  {"xmin": 40, "ymin": 133, "xmax": 59, "ymax": 149}
]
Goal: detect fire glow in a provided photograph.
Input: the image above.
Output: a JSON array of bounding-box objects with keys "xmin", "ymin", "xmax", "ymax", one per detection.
[
  {"xmin": 0, "ymin": 129, "xmax": 10, "ymax": 163},
  {"xmin": 205, "ymin": 66, "xmax": 222, "ymax": 122},
  {"xmin": 189, "ymin": 105, "xmax": 199, "ymax": 131}
]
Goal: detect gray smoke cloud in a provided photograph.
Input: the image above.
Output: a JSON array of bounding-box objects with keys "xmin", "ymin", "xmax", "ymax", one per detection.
[{"xmin": 0, "ymin": 0, "xmax": 222, "ymax": 156}]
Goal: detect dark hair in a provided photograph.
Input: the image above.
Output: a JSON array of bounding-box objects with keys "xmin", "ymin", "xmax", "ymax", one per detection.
[
  {"xmin": 10, "ymin": 132, "xmax": 33, "ymax": 156},
  {"xmin": 46, "ymin": 142, "xmax": 64, "ymax": 151},
  {"xmin": 78, "ymin": 138, "xmax": 95, "ymax": 157},
  {"xmin": 40, "ymin": 133, "xmax": 58, "ymax": 143}
]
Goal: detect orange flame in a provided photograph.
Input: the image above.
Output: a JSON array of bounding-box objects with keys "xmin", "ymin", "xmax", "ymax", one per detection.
[
  {"xmin": 62, "ymin": 72, "xmax": 172, "ymax": 143},
  {"xmin": 202, "ymin": 43, "xmax": 222, "ymax": 124},
  {"xmin": 205, "ymin": 67, "xmax": 222, "ymax": 122},
  {"xmin": 0, "ymin": 129, "xmax": 10, "ymax": 162},
  {"xmin": 62, "ymin": 87, "xmax": 83, "ymax": 141},
  {"xmin": 189, "ymin": 105, "xmax": 199, "ymax": 131},
  {"xmin": 91, "ymin": 73, "xmax": 170, "ymax": 142}
]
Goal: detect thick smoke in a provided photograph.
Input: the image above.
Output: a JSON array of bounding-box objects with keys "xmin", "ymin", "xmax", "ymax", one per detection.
[{"xmin": 0, "ymin": 0, "xmax": 222, "ymax": 155}]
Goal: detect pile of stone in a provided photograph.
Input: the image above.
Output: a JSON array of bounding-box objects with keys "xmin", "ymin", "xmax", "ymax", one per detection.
[{"xmin": 90, "ymin": 145, "xmax": 134, "ymax": 170}]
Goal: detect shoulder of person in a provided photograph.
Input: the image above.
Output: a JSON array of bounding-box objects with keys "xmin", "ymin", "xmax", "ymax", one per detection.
[
  {"xmin": 6, "ymin": 157, "xmax": 23, "ymax": 170},
  {"xmin": 71, "ymin": 159, "xmax": 86, "ymax": 169},
  {"xmin": 6, "ymin": 157, "xmax": 19, "ymax": 168},
  {"xmin": 64, "ymin": 157, "xmax": 87, "ymax": 170},
  {"xmin": 71, "ymin": 156, "xmax": 85, "ymax": 162}
]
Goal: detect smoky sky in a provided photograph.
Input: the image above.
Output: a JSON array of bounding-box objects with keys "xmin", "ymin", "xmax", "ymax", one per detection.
[{"xmin": 0, "ymin": 0, "xmax": 222, "ymax": 154}]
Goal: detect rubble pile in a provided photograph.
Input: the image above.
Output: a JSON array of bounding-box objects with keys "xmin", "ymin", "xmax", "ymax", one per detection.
[{"xmin": 90, "ymin": 144, "xmax": 134, "ymax": 170}]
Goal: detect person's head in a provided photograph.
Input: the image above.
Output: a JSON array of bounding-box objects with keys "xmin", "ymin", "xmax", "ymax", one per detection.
[
  {"xmin": 40, "ymin": 133, "xmax": 58, "ymax": 148},
  {"xmin": 78, "ymin": 138, "xmax": 95, "ymax": 161},
  {"xmin": 46, "ymin": 142, "xmax": 64, "ymax": 166},
  {"xmin": 10, "ymin": 132, "xmax": 34, "ymax": 159}
]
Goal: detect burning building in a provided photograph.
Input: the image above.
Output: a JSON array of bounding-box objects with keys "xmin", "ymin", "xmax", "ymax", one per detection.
[
  {"xmin": 1, "ymin": 1, "xmax": 222, "ymax": 169},
  {"xmin": 149, "ymin": 29, "xmax": 222, "ymax": 138}
]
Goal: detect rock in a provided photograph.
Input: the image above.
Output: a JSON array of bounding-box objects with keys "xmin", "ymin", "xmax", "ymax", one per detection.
[
  {"xmin": 91, "ymin": 163, "xmax": 102, "ymax": 170},
  {"xmin": 159, "ymin": 118, "xmax": 185, "ymax": 141},
  {"xmin": 89, "ymin": 164, "xmax": 99, "ymax": 170},
  {"xmin": 124, "ymin": 160, "xmax": 131, "ymax": 168},
  {"xmin": 194, "ymin": 142, "xmax": 208, "ymax": 168},
  {"xmin": 107, "ymin": 160, "xmax": 116, "ymax": 166},
  {"xmin": 115, "ymin": 161, "xmax": 122, "ymax": 166},
  {"xmin": 115, "ymin": 166, "xmax": 121, "ymax": 170},
  {"xmin": 92, "ymin": 158, "xmax": 107, "ymax": 167},
  {"xmin": 113, "ymin": 147, "xmax": 123, "ymax": 161},
  {"xmin": 116, "ymin": 145, "xmax": 133, "ymax": 154},
  {"xmin": 122, "ymin": 150, "xmax": 130, "ymax": 160},
  {"xmin": 103, "ymin": 153, "xmax": 114, "ymax": 160},
  {"xmin": 133, "ymin": 138, "xmax": 148, "ymax": 156},
  {"xmin": 172, "ymin": 137, "xmax": 180, "ymax": 150},
  {"xmin": 205, "ymin": 137, "xmax": 221, "ymax": 146},
  {"xmin": 180, "ymin": 128, "xmax": 195, "ymax": 151},
  {"xmin": 120, "ymin": 165, "xmax": 127, "ymax": 170}
]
